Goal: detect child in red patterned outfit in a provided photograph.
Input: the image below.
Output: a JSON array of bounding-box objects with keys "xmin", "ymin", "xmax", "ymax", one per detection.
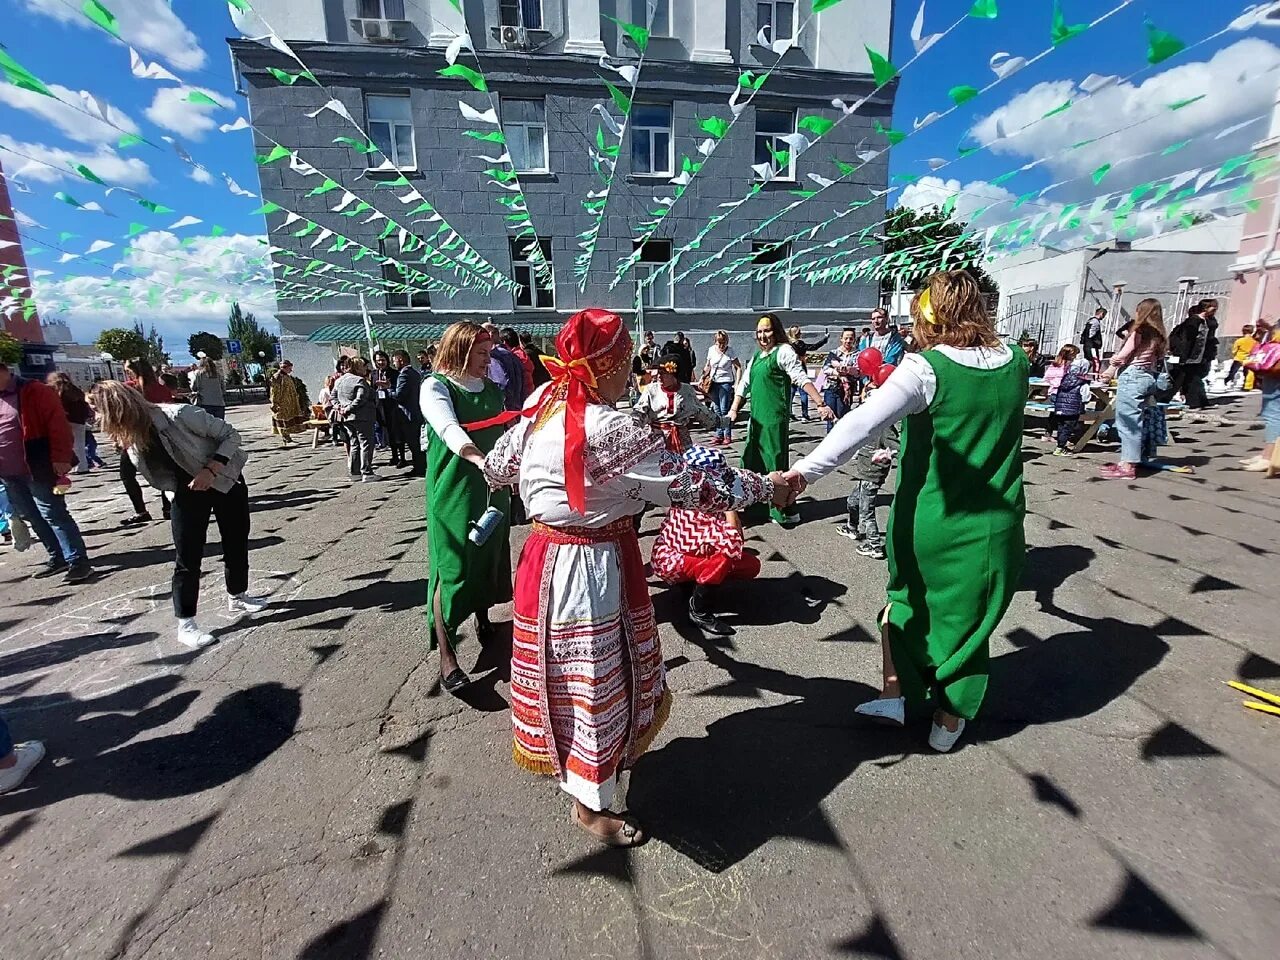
[{"xmin": 652, "ymin": 446, "xmax": 761, "ymax": 637}]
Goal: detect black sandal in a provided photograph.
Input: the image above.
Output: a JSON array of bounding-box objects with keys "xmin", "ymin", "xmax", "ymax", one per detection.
[
  {"xmin": 441, "ymin": 668, "xmax": 471, "ymax": 695},
  {"xmin": 120, "ymin": 513, "xmax": 152, "ymax": 527}
]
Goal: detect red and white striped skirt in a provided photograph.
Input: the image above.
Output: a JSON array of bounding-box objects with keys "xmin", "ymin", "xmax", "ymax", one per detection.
[{"xmin": 510, "ymin": 518, "xmax": 670, "ymax": 811}]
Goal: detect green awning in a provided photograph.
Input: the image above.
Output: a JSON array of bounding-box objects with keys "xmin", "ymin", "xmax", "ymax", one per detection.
[{"xmin": 306, "ymin": 321, "xmax": 564, "ymax": 344}]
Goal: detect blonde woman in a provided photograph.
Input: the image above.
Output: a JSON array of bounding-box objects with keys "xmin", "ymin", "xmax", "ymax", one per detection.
[
  {"xmin": 190, "ymin": 356, "xmax": 226, "ymax": 419},
  {"xmin": 89, "ymin": 381, "xmax": 268, "ymax": 649},
  {"xmin": 701, "ymin": 330, "xmax": 741, "ymax": 445}
]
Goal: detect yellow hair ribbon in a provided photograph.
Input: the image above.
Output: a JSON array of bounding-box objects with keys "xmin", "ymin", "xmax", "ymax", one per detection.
[{"xmin": 919, "ymin": 287, "xmax": 936, "ymax": 324}]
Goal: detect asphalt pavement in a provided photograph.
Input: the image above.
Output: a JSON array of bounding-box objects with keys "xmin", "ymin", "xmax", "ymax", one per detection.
[{"xmin": 0, "ymin": 398, "xmax": 1277, "ymax": 960}]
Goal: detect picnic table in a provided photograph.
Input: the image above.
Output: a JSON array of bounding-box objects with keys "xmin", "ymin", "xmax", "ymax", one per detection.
[{"xmin": 1025, "ymin": 377, "xmax": 1184, "ymax": 453}]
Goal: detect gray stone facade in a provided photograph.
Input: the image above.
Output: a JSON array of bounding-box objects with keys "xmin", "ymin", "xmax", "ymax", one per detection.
[{"xmin": 230, "ymin": 19, "xmax": 894, "ymax": 344}]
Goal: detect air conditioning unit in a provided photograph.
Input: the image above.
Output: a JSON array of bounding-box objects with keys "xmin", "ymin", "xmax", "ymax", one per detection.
[
  {"xmin": 352, "ymin": 18, "xmax": 407, "ymax": 43},
  {"xmin": 499, "ymin": 24, "xmax": 530, "ymax": 49}
]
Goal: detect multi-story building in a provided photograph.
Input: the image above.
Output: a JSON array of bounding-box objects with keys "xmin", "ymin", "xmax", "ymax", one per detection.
[{"xmin": 230, "ymin": 0, "xmax": 894, "ymax": 380}]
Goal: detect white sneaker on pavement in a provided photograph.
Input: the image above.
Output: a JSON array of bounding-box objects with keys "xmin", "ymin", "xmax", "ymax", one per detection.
[
  {"xmin": 854, "ymin": 696, "xmax": 906, "ymax": 726},
  {"xmin": 176, "ymin": 618, "xmax": 216, "ymax": 650},
  {"xmin": 0, "ymin": 741, "xmax": 46, "ymax": 793},
  {"xmin": 228, "ymin": 593, "xmax": 269, "ymax": 614},
  {"xmin": 928, "ymin": 718, "xmax": 966, "ymax": 753}
]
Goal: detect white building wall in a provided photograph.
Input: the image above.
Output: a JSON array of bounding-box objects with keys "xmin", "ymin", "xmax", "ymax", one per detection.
[{"xmin": 814, "ymin": 0, "xmax": 893, "ymax": 74}]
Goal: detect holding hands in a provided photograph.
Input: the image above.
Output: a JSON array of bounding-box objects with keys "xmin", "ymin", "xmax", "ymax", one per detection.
[{"xmin": 767, "ymin": 470, "xmax": 809, "ymax": 508}]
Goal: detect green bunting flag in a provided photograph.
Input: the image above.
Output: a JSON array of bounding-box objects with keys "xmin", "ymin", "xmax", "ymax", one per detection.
[
  {"xmin": 438, "ymin": 63, "xmax": 487, "ymax": 93},
  {"xmin": 948, "ymin": 85, "xmax": 979, "ymax": 106},
  {"xmin": 135, "ymin": 198, "xmax": 174, "ymax": 214},
  {"xmin": 969, "ymin": 0, "xmax": 999, "ymax": 19},
  {"xmin": 74, "ymin": 163, "xmax": 108, "ymax": 186},
  {"xmin": 1168, "ymin": 95, "xmax": 1205, "ymax": 111},
  {"xmin": 256, "ymin": 144, "xmax": 291, "ymax": 165},
  {"xmin": 187, "ymin": 90, "xmax": 223, "ymax": 108},
  {"xmin": 1145, "ymin": 19, "xmax": 1185, "ymax": 66},
  {"xmin": 117, "ymin": 133, "xmax": 145, "ymax": 149},
  {"xmin": 1092, "ymin": 163, "xmax": 1112, "ymax": 185},
  {"xmin": 864, "ymin": 46, "xmax": 897, "ymax": 87},
  {"xmin": 1050, "ymin": 1, "xmax": 1088, "ymax": 46},
  {"xmin": 813, "ymin": 0, "xmax": 847, "ymax": 11},
  {"xmin": 81, "ymin": 0, "xmax": 121, "ymax": 38},
  {"xmin": 603, "ymin": 80, "xmax": 632, "ymax": 116},
  {"xmin": 798, "ymin": 116, "xmax": 836, "ymax": 137},
  {"xmin": 267, "ymin": 67, "xmax": 316, "ymax": 86},
  {"xmin": 699, "ymin": 116, "xmax": 730, "ymax": 139},
  {"xmin": 0, "ymin": 47, "xmax": 53, "ymax": 97},
  {"xmin": 127, "ymin": 222, "xmax": 147, "ymax": 236},
  {"xmin": 604, "ymin": 15, "xmax": 650, "ymax": 53}
]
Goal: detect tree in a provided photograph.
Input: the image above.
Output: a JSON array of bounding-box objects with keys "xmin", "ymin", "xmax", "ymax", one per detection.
[
  {"xmin": 134, "ymin": 321, "xmax": 169, "ymax": 367},
  {"xmin": 0, "ymin": 331, "xmax": 22, "ymax": 366},
  {"xmin": 188, "ymin": 331, "xmax": 224, "ymax": 360},
  {"xmin": 879, "ymin": 205, "xmax": 997, "ymax": 296},
  {"xmin": 227, "ymin": 302, "xmax": 278, "ymax": 360},
  {"xmin": 95, "ymin": 327, "xmax": 151, "ymax": 363}
]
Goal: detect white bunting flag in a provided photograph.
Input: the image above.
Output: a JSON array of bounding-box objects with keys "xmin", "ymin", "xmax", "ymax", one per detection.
[
  {"xmin": 459, "ymin": 101, "xmax": 499, "ymax": 125},
  {"xmin": 911, "ymin": 1, "xmax": 945, "ymax": 55},
  {"xmin": 129, "ymin": 47, "xmax": 180, "ymax": 83}
]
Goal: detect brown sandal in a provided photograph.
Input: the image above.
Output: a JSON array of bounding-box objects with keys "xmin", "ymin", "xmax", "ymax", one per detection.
[{"xmin": 571, "ymin": 806, "xmax": 647, "ymax": 848}]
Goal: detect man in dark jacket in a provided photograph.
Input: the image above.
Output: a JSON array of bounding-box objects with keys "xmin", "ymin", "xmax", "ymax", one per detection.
[
  {"xmin": 482, "ymin": 322, "xmax": 527, "ymax": 410},
  {"xmin": 391, "ymin": 351, "xmax": 425, "ymax": 477},
  {"xmin": 1166, "ymin": 299, "xmax": 1219, "ymax": 410},
  {"xmin": 662, "ymin": 332, "xmax": 696, "ymax": 383},
  {"xmin": 0, "ymin": 361, "xmax": 92, "ymax": 581}
]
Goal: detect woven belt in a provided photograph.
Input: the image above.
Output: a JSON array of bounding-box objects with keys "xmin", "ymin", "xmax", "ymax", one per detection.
[{"xmin": 531, "ymin": 517, "xmax": 636, "ymax": 545}]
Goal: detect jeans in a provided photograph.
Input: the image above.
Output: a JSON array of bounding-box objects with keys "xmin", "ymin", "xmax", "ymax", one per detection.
[
  {"xmin": 846, "ymin": 480, "xmax": 883, "ymax": 547},
  {"xmin": 199, "ymin": 404, "xmax": 226, "ymax": 420},
  {"xmin": 708, "ymin": 382, "xmax": 734, "ymax": 440},
  {"xmin": 823, "ymin": 385, "xmax": 851, "ymax": 434},
  {"xmin": 70, "ymin": 423, "xmax": 88, "ymax": 473},
  {"xmin": 1, "ymin": 474, "xmax": 89, "ymax": 566},
  {"xmin": 171, "ymin": 479, "xmax": 250, "ymax": 618},
  {"xmin": 1055, "ymin": 414, "xmax": 1081, "ymax": 449},
  {"xmin": 0, "ymin": 482, "xmax": 9, "ymax": 536},
  {"xmin": 347, "ymin": 420, "xmax": 375, "ymax": 475},
  {"xmin": 84, "ymin": 432, "xmax": 105, "ymax": 468},
  {"xmin": 790, "ymin": 385, "xmax": 809, "ymax": 419},
  {"xmin": 1116, "ymin": 367, "xmax": 1157, "ymax": 465},
  {"xmin": 1261, "ymin": 377, "xmax": 1280, "ymax": 443}
]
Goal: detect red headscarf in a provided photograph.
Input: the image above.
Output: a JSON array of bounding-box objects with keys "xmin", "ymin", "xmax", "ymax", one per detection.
[{"xmin": 536, "ymin": 308, "xmax": 632, "ymax": 514}]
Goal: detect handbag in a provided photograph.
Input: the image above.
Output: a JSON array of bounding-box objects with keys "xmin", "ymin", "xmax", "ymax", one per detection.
[{"xmin": 1243, "ymin": 341, "xmax": 1280, "ymax": 373}]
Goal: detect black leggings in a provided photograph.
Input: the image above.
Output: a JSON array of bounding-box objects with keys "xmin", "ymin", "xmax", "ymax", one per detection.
[
  {"xmin": 120, "ymin": 455, "xmax": 170, "ymax": 517},
  {"xmin": 170, "ymin": 479, "xmax": 251, "ymax": 618}
]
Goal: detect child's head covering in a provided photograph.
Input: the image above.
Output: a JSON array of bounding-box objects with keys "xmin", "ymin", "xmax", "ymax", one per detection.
[{"xmin": 684, "ymin": 445, "xmax": 730, "ymax": 477}]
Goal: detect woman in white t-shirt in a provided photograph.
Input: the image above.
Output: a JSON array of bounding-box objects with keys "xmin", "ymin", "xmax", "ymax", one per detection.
[{"xmin": 702, "ymin": 330, "xmax": 742, "ymax": 445}]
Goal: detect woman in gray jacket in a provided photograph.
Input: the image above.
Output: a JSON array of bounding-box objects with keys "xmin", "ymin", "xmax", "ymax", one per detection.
[
  {"xmin": 89, "ymin": 381, "xmax": 268, "ymax": 650},
  {"xmin": 190, "ymin": 356, "xmax": 227, "ymax": 419},
  {"xmin": 334, "ymin": 358, "xmax": 380, "ymax": 481}
]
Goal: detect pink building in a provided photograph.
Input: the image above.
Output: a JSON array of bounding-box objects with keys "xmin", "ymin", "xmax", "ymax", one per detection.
[
  {"xmin": 1227, "ymin": 83, "xmax": 1280, "ymax": 336},
  {"xmin": 0, "ymin": 158, "xmax": 43, "ymax": 343}
]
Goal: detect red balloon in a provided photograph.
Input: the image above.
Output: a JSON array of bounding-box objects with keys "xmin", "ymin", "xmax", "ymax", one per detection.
[
  {"xmin": 856, "ymin": 347, "xmax": 884, "ymax": 377},
  {"xmin": 874, "ymin": 363, "xmax": 897, "ymax": 387}
]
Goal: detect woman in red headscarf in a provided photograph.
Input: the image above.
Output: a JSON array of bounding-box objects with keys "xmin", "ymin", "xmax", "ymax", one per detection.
[{"xmin": 485, "ymin": 309, "xmax": 792, "ymax": 847}]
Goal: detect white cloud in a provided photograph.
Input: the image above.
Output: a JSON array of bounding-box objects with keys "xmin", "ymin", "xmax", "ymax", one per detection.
[
  {"xmin": 970, "ymin": 38, "xmax": 1280, "ymax": 201},
  {"xmin": 144, "ymin": 87, "xmax": 236, "ymax": 141},
  {"xmin": 189, "ymin": 166, "xmax": 215, "ymax": 185},
  {"xmin": 19, "ymin": 0, "xmax": 206, "ymax": 71},
  {"xmin": 898, "ymin": 176, "xmax": 1020, "ymax": 225},
  {"xmin": 0, "ymin": 83, "xmax": 139, "ymax": 146},
  {"xmin": 31, "ymin": 232, "xmax": 278, "ymax": 354},
  {"xmin": 0, "ymin": 134, "xmax": 152, "ymax": 187}
]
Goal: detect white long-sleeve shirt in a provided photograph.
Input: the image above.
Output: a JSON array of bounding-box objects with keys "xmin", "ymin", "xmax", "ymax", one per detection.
[
  {"xmin": 419, "ymin": 373, "xmax": 485, "ymax": 456},
  {"xmin": 794, "ymin": 344, "xmax": 1015, "ymax": 483},
  {"xmin": 734, "ymin": 344, "xmax": 812, "ymax": 399}
]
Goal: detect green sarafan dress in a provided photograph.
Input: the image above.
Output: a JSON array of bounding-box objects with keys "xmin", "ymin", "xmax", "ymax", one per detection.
[
  {"xmin": 741, "ymin": 347, "xmax": 791, "ymax": 524},
  {"xmin": 426, "ymin": 375, "xmax": 512, "ymax": 649},
  {"xmin": 883, "ymin": 348, "xmax": 1030, "ymax": 720}
]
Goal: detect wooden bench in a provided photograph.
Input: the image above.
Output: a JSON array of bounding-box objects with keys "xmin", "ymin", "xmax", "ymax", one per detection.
[{"xmin": 306, "ymin": 419, "xmax": 331, "ymax": 449}]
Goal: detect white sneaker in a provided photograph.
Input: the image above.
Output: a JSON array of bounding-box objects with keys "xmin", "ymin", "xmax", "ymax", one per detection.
[
  {"xmin": 176, "ymin": 618, "xmax": 216, "ymax": 650},
  {"xmin": 228, "ymin": 593, "xmax": 269, "ymax": 614},
  {"xmin": 854, "ymin": 696, "xmax": 906, "ymax": 726},
  {"xmin": 361, "ymin": 473, "xmax": 383, "ymax": 483},
  {"xmin": 928, "ymin": 718, "xmax": 966, "ymax": 753},
  {"xmin": 0, "ymin": 741, "xmax": 46, "ymax": 793},
  {"xmin": 1242, "ymin": 457, "xmax": 1271, "ymax": 472}
]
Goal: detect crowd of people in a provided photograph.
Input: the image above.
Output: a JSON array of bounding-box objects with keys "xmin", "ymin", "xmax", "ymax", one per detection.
[{"xmin": 2, "ymin": 276, "xmax": 1278, "ymax": 811}]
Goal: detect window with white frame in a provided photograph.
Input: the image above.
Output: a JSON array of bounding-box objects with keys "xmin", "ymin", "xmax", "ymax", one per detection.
[
  {"xmin": 634, "ymin": 240, "xmax": 673, "ymax": 309},
  {"xmin": 366, "ymin": 94, "xmax": 416, "ymax": 170},
  {"xmin": 751, "ymin": 241, "xmax": 791, "ymax": 309},
  {"xmin": 633, "ymin": 0, "xmax": 671, "ymax": 35},
  {"xmin": 358, "ymin": 0, "xmax": 405, "ymax": 18},
  {"xmin": 757, "ymin": 1, "xmax": 795, "ymax": 43},
  {"xmin": 501, "ymin": 99, "xmax": 548, "ymax": 173},
  {"xmin": 755, "ymin": 108, "xmax": 796, "ymax": 180},
  {"xmin": 499, "ymin": 0, "xmax": 543, "ymax": 29},
  {"xmin": 380, "ymin": 238, "xmax": 430, "ymax": 311},
  {"xmin": 631, "ymin": 103, "xmax": 673, "ymax": 177},
  {"xmin": 511, "ymin": 237, "xmax": 555, "ymax": 309}
]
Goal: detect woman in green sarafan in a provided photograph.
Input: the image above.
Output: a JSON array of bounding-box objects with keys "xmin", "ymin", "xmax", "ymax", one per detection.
[
  {"xmin": 728, "ymin": 314, "xmax": 833, "ymax": 526},
  {"xmin": 420, "ymin": 321, "xmax": 513, "ymax": 695},
  {"xmin": 786, "ymin": 271, "xmax": 1029, "ymax": 753}
]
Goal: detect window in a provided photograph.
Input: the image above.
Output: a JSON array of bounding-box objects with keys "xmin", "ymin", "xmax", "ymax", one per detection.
[
  {"xmin": 755, "ymin": 108, "xmax": 796, "ymax": 180},
  {"xmin": 366, "ymin": 94, "xmax": 415, "ymax": 170},
  {"xmin": 501, "ymin": 99, "xmax": 548, "ymax": 173},
  {"xmin": 757, "ymin": 1, "xmax": 795, "ymax": 43},
  {"xmin": 634, "ymin": 240, "xmax": 673, "ymax": 309},
  {"xmin": 751, "ymin": 241, "xmax": 791, "ymax": 309},
  {"xmin": 381, "ymin": 238, "xmax": 430, "ymax": 311},
  {"xmin": 511, "ymin": 237, "xmax": 555, "ymax": 309},
  {"xmin": 499, "ymin": 0, "xmax": 542, "ymax": 29},
  {"xmin": 631, "ymin": 104, "xmax": 673, "ymax": 177},
  {"xmin": 358, "ymin": 0, "xmax": 405, "ymax": 18},
  {"xmin": 634, "ymin": 0, "xmax": 671, "ymax": 35}
]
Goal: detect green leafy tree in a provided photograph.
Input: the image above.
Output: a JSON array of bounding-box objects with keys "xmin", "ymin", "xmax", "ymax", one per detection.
[
  {"xmin": 227, "ymin": 302, "xmax": 278, "ymax": 360},
  {"xmin": 133, "ymin": 321, "xmax": 169, "ymax": 367},
  {"xmin": 879, "ymin": 205, "xmax": 997, "ymax": 296},
  {"xmin": 188, "ymin": 331, "xmax": 224, "ymax": 360},
  {"xmin": 0, "ymin": 331, "xmax": 23, "ymax": 366},
  {"xmin": 95, "ymin": 327, "xmax": 151, "ymax": 363}
]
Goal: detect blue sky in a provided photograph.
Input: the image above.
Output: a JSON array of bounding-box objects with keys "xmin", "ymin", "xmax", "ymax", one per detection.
[{"xmin": 2, "ymin": 0, "xmax": 1277, "ymax": 356}]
